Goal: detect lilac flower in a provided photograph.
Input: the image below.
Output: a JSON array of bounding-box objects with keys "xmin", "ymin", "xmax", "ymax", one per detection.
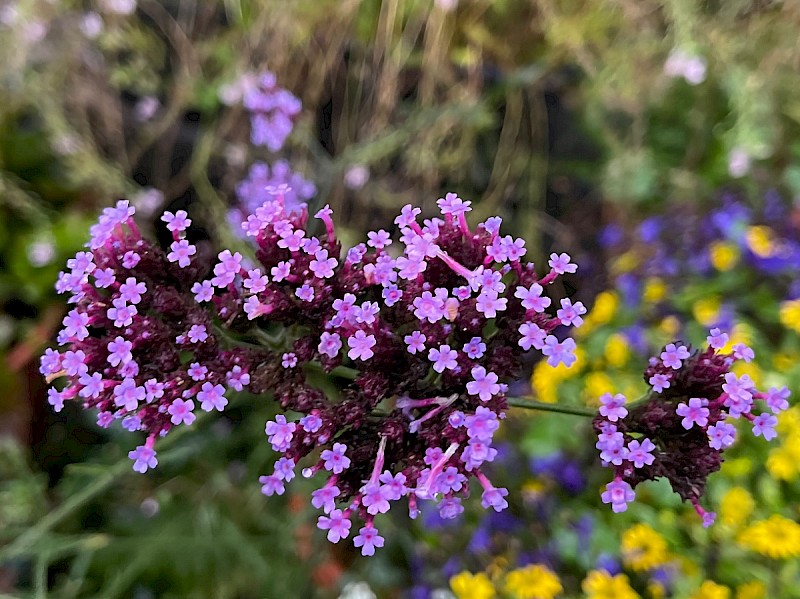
[
  {"xmin": 191, "ymin": 281, "xmax": 214, "ymax": 303},
  {"xmin": 265, "ymin": 415, "xmax": 296, "ymax": 452},
  {"xmin": 187, "ymin": 324, "xmax": 208, "ymax": 343},
  {"xmin": 300, "ymin": 414, "xmax": 322, "ymax": 433},
  {"xmin": 354, "ymin": 301, "xmax": 380, "ymax": 325},
  {"xmin": 282, "ymin": 352, "xmax": 298, "ymax": 368},
  {"xmin": 271, "ymin": 261, "xmax": 292, "ymax": 281},
  {"xmin": 461, "ymin": 440, "xmax": 498, "ymax": 471},
  {"xmin": 557, "ymin": 298, "xmax": 587, "ymax": 327},
  {"xmin": 311, "ymin": 485, "xmax": 340, "ymax": 513},
  {"xmin": 548, "ymin": 252, "xmax": 577, "ymax": 275},
  {"xmin": 168, "ymin": 398, "xmax": 196, "ymax": 425},
  {"xmin": 119, "ymin": 277, "xmax": 147, "ymax": 304},
  {"xmin": 188, "ymin": 363, "xmax": 208, "ymax": 381},
  {"xmin": 259, "ymin": 475, "xmax": 285, "ymax": 496},
  {"xmin": 752, "ymin": 413, "xmax": 778, "ymax": 441},
  {"xmin": 113, "ymin": 378, "xmax": 145, "ymax": 411},
  {"xmin": 429, "ymin": 345, "xmax": 458, "ymax": 373},
  {"xmin": 601, "ymin": 480, "xmax": 635, "ymax": 513},
  {"xmin": 439, "ymin": 497, "xmax": 464, "ymax": 519},
  {"xmin": 144, "ymin": 379, "xmax": 165, "ymax": 402},
  {"xmin": 347, "ymin": 331, "xmax": 376, "ymax": 361},
  {"xmin": 122, "ymin": 251, "xmax": 140, "ymax": 269},
  {"xmin": 317, "ymin": 509, "xmax": 351, "ymax": 543},
  {"xmin": 361, "ymin": 482, "xmax": 390, "ymax": 515},
  {"xmin": 107, "ymin": 298, "xmax": 137, "ymax": 327},
  {"xmin": 466, "ymin": 366, "xmax": 501, "ymax": 402},
  {"xmin": 676, "ymin": 398, "xmax": 710, "ymax": 429},
  {"xmin": 598, "ymin": 393, "xmax": 627, "ymax": 422},
  {"xmin": 464, "ymin": 406, "xmax": 500, "ymax": 441},
  {"xmin": 732, "ymin": 343, "xmax": 755, "ymax": 362},
  {"xmin": 197, "ymin": 382, "xmax": 228, "ymax": 412},
  {"xmin": 367, "ymin": 230, "xmax": 392, "ymax": 249},
  {"xmin": 121, "ymin": 415, "xmax": 141, "ymax": 432},
  {"xmin": 461, "ymin": 337, "xmax": 486, "ymax": 359},
  {"xmin": 310, "ymin": 249, "xmax": 337, "ymax": 279},
  {"xmin": 764, "ymin": 386, "xmax": 790, "ymax": 413},
  {"xmin": 404, "ymin": 331, "xmax": 426, "ymax": 354},
  {"xmin": 107, "ymin": 336, "xmax": 133, "ymax": 367},
  {"xmin": 161, "ymin": 210, "xmax": 191, "ymax": 232},
  {"xmin": 129, "ymin": 445, "xmax": 158, "ymax": 473},
  {"xmin": 649, "ymin": 373, "xmax": 671, "ymax": 393},
  {"xmin": 62, "ymin": 350, "xmax": 88, "ymax": 376},
  {"xmin": 273, "ymin": 457, "xmax": 296, "ymax": 482},
  {"xmin": 62, "ymin": 309, "xmax": 90, "ymax": 341},
  {"xmin": 625, "ymin": 438, "xmax": 656, "ymax": 468},
  {"xmin": 379, "ymin": 471, "xmax": 407, "ymax": 500},
  {"xmin": 381, "ymin": 284, "xmax": 403, "ymax": 306},
  {"xmin": 481, "ymin": 486, "xmax": 509, "ymax": 512},
  {"xmin": 707, "ymin": 328, "xmax": 729, "ymax": 350},
  {"xmin": 475, "ymin": 289, "xmax": 507, "ymax": 318},
  {"xmin": 94, "ymin": 268, "xmax": 116, "ymax": 288},
  {"xmin": 518, "ymin": 322, "xmax": 546, "ymax": 351},
  {"xmin": 318, "ymin": 332, "xmax": 342, "ymax": 358},
  {"xmin": 660, "ymin": 343, "xmax": 690, "ymax": 369},
  {"xmin": 47, "ymin": 388, "xmax": 65, "ymax": 412},
  {"xmin": 78, "ymin": 372, "xmax": 104, "ymax": 399},
  {"xmin": 243, "ymin": 269, "xmax": 269, "ymax": 294},
  {"xmin": 167, "ymin": 239, "xmax": 196, "ymax": 267},
  {"xmin": 296, "ymin": 285, "xmax": 315, "ymax": 302},
  {"xmin": 707, "ymin": 422, "xmax": 736, "ymax": 450},
  {"xmin": 39, "ymin": 348, "xmax": 62, "ymax": 375},
  {"xmin": 353, "ymin": 526, "xmax": 385, "ymax": 556},
  {"xmin": 321, "ymin": 443, "xmax": 350, "ymax": 474},
  {"xmin": 413, "ymin": 291, "xmax": 445, "ymax": 323},
  {"xmin": 541, "ymin": 336, "xmax": 577, "ymax": 368}
]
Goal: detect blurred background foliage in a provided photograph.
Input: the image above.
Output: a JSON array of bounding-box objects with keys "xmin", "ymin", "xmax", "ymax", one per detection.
[{"xmin": 1, "ymin": 0, "xmax": 800, "ymax": 597}]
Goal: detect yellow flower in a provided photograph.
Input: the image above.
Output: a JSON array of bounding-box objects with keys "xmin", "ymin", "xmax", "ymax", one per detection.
[
  {"xmin": 658, "ymin": 316, "xmax": 680, "ymax": 338},
  {"xmin": 621, "ymin": 523, "xmax": 670, "ymax": 571},
  {"xmin": 584, "ymin": 372, "xmax": 616, "ymax": 404},
  {"xmin": 579, "ymin": 291, "xmax": 618, "ymax": 336},
  {"xmin": 647, "ymin": 581, "xmax": 666, "ymax": 599},
  {"xmin": 582, "ymin": 570, "xmax": 640, "ymax": 599},
  {"xmin": 737, "ymin": 515, "xmax": 800, "ymax": 559},
  {"xmin": 745, "ymin": 225, "xmax": 776, "ymax": 258},
  {"xmin": 773, "ymin": 352, "xmax": 796, "ymax": 372},
  {"xmin": 719, "ymin": 487, "xmax": 754, "ymax": 528},
  {"xmin": 708, "ymin": 241, "xmax": 740, "ymax": 271},
  {"xmin": 692, "ymin": 296, "xmax": 721, "ymax": 327},
  {"xmin": 736, "ymin": 581, "xmax": 766, "ymax": 599},
  {"xmin": 766, "ymin": 448, "xmax": 798, "ymax": 481},
  {"xmin": 690, "ymin": 580, "xmax": 730, "ymax": 599},
  {"xmin": 731, "ymin": 361, "xmax": 760, "ymax": 386},
  {"xmin": 604, "ymin": 333, "xmax": 629, "ymax": 367},
  {"xmin": 450, "ymin": 571, "xmax": 496, "ymax": 599},
  {"xmin": 612, "ymin": 252, "xmax": 639, "ymax": 275},
  {"xmin": 486, "ymin": 557, "xmax": 509, "ymax": 582},
  {"xmin": 643, "ymin": 277, "xmax": 667, "ymax": 303},
  {"xmin": 504, "ymin": 564, "xmax": 563, "ymax": 599},
  {"xmin": 779, "ymin": 299, "xmax": 800, "ymax": 334}
]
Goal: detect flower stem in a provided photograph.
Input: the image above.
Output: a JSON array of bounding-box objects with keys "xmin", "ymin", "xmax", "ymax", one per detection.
[{"xmin": 507, "ymin": 396, "xmax": 596, "ymax": 417}]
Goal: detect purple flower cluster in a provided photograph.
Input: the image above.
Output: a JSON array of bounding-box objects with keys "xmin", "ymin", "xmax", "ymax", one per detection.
[
  {"xmin": 594, "ymin": 332, "xmax": 789, "ymax": 525},
  {"xmin": 43, "ymin": 191, "xmax": 583, "ymax": 556},
  {"xmin": 241, "ymin": 72, "xmax": 301, "ymax": 152},
  {"xmin": 41, "ymin": 202, "xmax": 262, "ymax": 469}
]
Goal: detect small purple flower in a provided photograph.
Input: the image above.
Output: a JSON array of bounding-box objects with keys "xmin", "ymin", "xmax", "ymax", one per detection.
[
  {"xmin": 649, "ymin": 373, "xmax": 671, "ymax": 393},
  {"xmin": 676, "ymin": 398, "xmax": 710, "ymax": 430},
  {"xmin": 548, "ymin": 252, "xmax": 577, "ymax": 275},
  {"xmin": 475, "ymin": 290, "xmax": 507, "ymax": 318},
  {"xmin": 188, "ymin": 363, "xmax": 208, "ymax": 381},
  {"xmin": 601, "ymin": 479, "xmax": 635, "ymax": 513},
  {"xmin": 107, "ymin": 298, "xmax": 137, "ymax": 327},
  {"xmin": 707, "ymin": 422, "xmax": 736, "ymax": 450},
  {"xmin": 317, "ymin": 509, "xmax": 351, "ymax": 543},
  {"xmin": 311, "ymin": 485, "xmax": 340, "ymax": 513},
  {"xmin": 660, "ymin": 343, "xmax": 690, "ymax": 370},
  {"xmin": 439, "ymin": 497, "xmax": 464, "ymax": 519},
  {"xmin": 107, "ymin": 336, "xmax": 133, "ymax": 367},
  {"xmin": 113, "ymin": 378, "xmax": 145, "ymax": 411},
  {"xmin": 187, "ymin": 324, "xmax": 208, "ymax": 343},
  {"xmin": 197, "ymin": 382, "xmax": 227, "ymax": 412},
  {"xmin": 243, "ymin": 269, "xmax": 269, "ymax": 294},
  {"xmin": 192, "ymin": 280, "xmax": 214, "ymax": 302},
  {"xmin": 318, "ymin": 332, "xmax": 342, "ymax": 358},
  {"xmin": 353, "ymin": 525, "xmax": 385, "ymax": 556},
  {"xmin": 226, "ymin": 366, "xmax": 250, "ymax": 391},
  {"xmin": 541, "ymin": 336, "xmax": 577, "ymax": 368},
  {"xmin": 161, "ymin": 210, "xmax": 192, "ymax": 232},
  {"xmin": 361, "ymin": 482, "xmax": 390, "ymax": 515},
  {"xmin": 321, "ymin": 443, "xmax": 350, "ymax": 474},
  {"xmin": 296, "ymin": 284, "xmax": 315, "ymax": 302},
  {"xmin": 310, "ymin": 249, "xmax": 337, "ymax": 279},
  {"xmin": 273, "ymin": 457, "xmax": 296, "ymax": 481},
  {"xmin": 707, "ymin": 327, "xmax": 729, "ymax": 350},
  {"xmin": 282, "ymin": 352, "xmax": 298, "ymax": 368},
  {"xmin": 129, "ymin": 445, "xmax": 158, "ymax": 473},
  {"xmin": 481, "ymin": 486, "xmax": 509, "ymax": 512},
  {"xmin": 119, "ymin": 277, "xmax": 147, "ymax": 304},
  {"xmin": 463, "ymin": 337, "xmax": 486, "ymax": 359},
  {"xmin": 461, "ymin": 440, "xmax": 498, "ymax": 471},
  {"xmin": 78, "ymin": 372, "xmax": 104, "ymax": 399},
  {"xmin": 557, "ymin": 298, "xmax": 587, "ymax": 327},
  {"xmin": 167, "ymin": 239, "xmax": 196, "ymax": 268},
  {"xmin": 404, "ymin": 331, "xmax": 426, "ymax": 354},
  {"xmin": 271, "ymin": 261, "xmax": 292, "ymax": 281},
  {"xmin": 144, "ymin": 379, "xmax": 165, "ymax": 402},
  {"xmin": 466, "ymin": 366, "xmax": 501, "ymax": 402},
  {"xmin": 598, "ymin": 393, "xmax": 627, "ymax": 422},
  {"xmin": 40, "ymin": 348, "xmax": 62, "ymax": 375},
  {"xmin": 122, "ymin": 251, "xmax": 140, "ymax": 269},
  {"xmin": 413, "ymin": 291, "xmax": 445, "ymax": 323},
  {"xmin": 381, "ymin": 284, "xmax": 403, "ymax": 306},
  {"xmin": 464, "ymin": 406, "xmax": 500, "ymax": 441},
  {"xmin": 752, "ymin": 413, "xmax": 778, "ymax": 441},
  {"xmin": 764, "ymin": 386, "xmax": 790, "ymax": 413},
  {"xmin": 625, "ymin": 438, "xmax": 656, "ymax": 468},
  {"xmin": 354, "ymin": 301, "xmax": 380, "ymax": 325},
  {"xmin": 93, "ymin": 268, "xmax": 116, "ymax": 288},
  {"xmin": 265, "ymin": 415, "xmax": 296, "ymax": 452},
  {"xmin": 259, "ymin": 475, "xmax": 285, "ymax": 496},
  {"xmin": 379, "ymin": 471, "xmax": 407, "ymax": 500},
  {"xmin": 47, "ymin": 388, "xmax": 65, "ymax": 412},
  {"xmin": 300, "ymin": 413, "xmax": 323, "ymax": 433},
  {"xmin": 62, "ymin": 309, "xmax": 90, "ymax": 341},
  {"xmin": 429, "ymin": 344, "xmax": 458, "ymax": 373},
  {"xmin": 518, "ymin": 322, "xmax": 546, "ymax": 351},
  {"xmin": 347, "ymin": 330, "xmax": 376, "ymax": 361},
  {"xmin": 168, "ymin": 398, "xmax": 196, "ymax": 425},
  {"xmin": 367, "ymin": 229, "xmax": 392, "ymax": 249},
  {"xmin": 62, "ymin": 349, "xmax": 88, "ymax": 376},
  {"xmin": 732, "ymin": 343, "xmax": 755, "ymax": 363}
]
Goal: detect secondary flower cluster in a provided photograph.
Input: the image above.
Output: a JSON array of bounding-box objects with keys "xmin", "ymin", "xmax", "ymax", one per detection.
[
  {"xmin": 594, "ymin": 330, "xmax": 789, "ymax": 525},
  {"xmin": 43, "ymin": 190, "xmax": 585, "ymax": 555},
  {"xmin": 40, "ymin": 202, "xmax": 264, "ymax": 472},
  {"xmin": 241, "ymin": 71, "xmax": 301, "ymax": 152}
]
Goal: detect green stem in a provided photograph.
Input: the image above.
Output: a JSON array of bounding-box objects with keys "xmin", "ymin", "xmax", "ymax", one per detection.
[{"xmin": 507, "ymin": 396, "xmax": 597, "ymax": 417}]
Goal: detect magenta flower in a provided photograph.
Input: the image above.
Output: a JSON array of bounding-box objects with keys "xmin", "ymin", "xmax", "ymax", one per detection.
[
  {"xmin": 187, "ymin": 324, "xmax": 208, "ymax": 344},
  {"xmin": 601, "ymin": 479, "xmax": 635, "ymax": 513},
  {"xmin": 428, "ymin": 344, "xmax": 458, "ymax": 373},
  {"xmin": 660, "ymin": 343, "xmax": 690, "ymax": 369},
  {"xmin": 475, "ymin": 289, "xmax": 507, "ymax": 318},
  {"xmin": 404, "ymin": 331, "xmax": 426, "ymax": 354},
  {"xmin": 707, "ymin": 422, "xmax": 736, "ymax": 450},
  {"xmin": 541, "ymin": 336, "xmax": 577, "ymax": 368},
  {"xmin": 107, "ymin": 336, "xmax": 133, "ymax": 367},
  {"xmin": 296, "ymin": 285, "xmax": 315, "ymax": 302},
  {"xmin": 197, "ymin": 382, "xmax": 227, "ymax": 412},
  {"xmin": 556, "ymin": 298, "xmax": 587, "ymax": 327},
  {"xmin": 317, "ymin": 509, "xmax": 351, "ymax": 543},
  {"xmin": 625, "ymin": 438, "xmax": 656, "ymax": 468},
  {"xmin": 168, "ymin": 398, "xmax": 196, "ymax": 425},
  {"xmin": 413, "ymin": 291, "xmax": 445, "ymax": 323},
  {"xmin": 119, "ymin": 277, "xmax": 147, "ymax": 304},
  {"xmin": 548, "ymin": 252, "xmax": 577, "ymax": 275},
  {"xmin": 167, "ymin": 239, "xmax": 196, "ymax": 267},
  {"xmin": 598, "ymin": 393, "xmax": 627, "ymax": 422},
  {"xmin": 318, "ymin": 332, "xmax": 342, "ymax": 358},
  {"xmin": 310, "ymin": 249, "xmax": 337, "ymax": 279},
  {"xmin": 706, "ymin": 327, "xmax": 729, "ymax": 349},
  {"xmin": 649, "ymin": 373, "xmax": 671, "ymax": 393},
  {"xmin": 466, "ymin": 366, "xmax": 501, "ymax": 401},
  {"xmin": 107, "ymin": 298, "xmax": 137, "ymax": 327},
  {"xmin": 129, "ymin": 445, "xmax": 158, "ymax": 473},
  {"xmin": 347, "ymin": 330, "xmax": 376, "ymax": 361},
  {"xmin": 161, "ymin": 210, "xmax": 191, "ymax": 232},
  {"xmin": 281, "ymin": 352, "xmax": 298, "ymax": 368},
  {"xmin": 518, "ymin": 322, "xmax": 546, "ymax": 351},
  {"xmin": 192, "ymin": 280, "xmax": 214, "ymax": 302},
  {"xmin": 367, "ymin": 229, "xmax": 392, "ymax": 249},
  {"xmin": 321, "ymin": 443, "xmax": 350, "ymax": 474},
  {"xmin": 676, "ymin": 398, "xmax": 710, "ymax": 429},
  {"xmin": 752, "ymin": 413, "xmax": 778, "ymax": 441}
]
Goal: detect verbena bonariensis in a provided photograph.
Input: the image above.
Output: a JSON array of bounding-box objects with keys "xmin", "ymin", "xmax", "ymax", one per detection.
[
  {"xmin": 41, "ymin": 193, "xmax": 786, "ymax": 555},
  {"xmin": 595, "ymin": 332, "xmax": 789, "ymax": 525}
]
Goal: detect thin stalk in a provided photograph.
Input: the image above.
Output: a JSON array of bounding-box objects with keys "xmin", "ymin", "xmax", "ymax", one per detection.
[{"xmin": 507, "ymin": 397, "xmax": 596, "ymax": 418}]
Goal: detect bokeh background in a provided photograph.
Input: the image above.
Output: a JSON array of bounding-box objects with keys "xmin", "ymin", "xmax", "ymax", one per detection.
[{"xmin": 2, "ymin": 0, "xmax": 800, "ymax": 597}]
